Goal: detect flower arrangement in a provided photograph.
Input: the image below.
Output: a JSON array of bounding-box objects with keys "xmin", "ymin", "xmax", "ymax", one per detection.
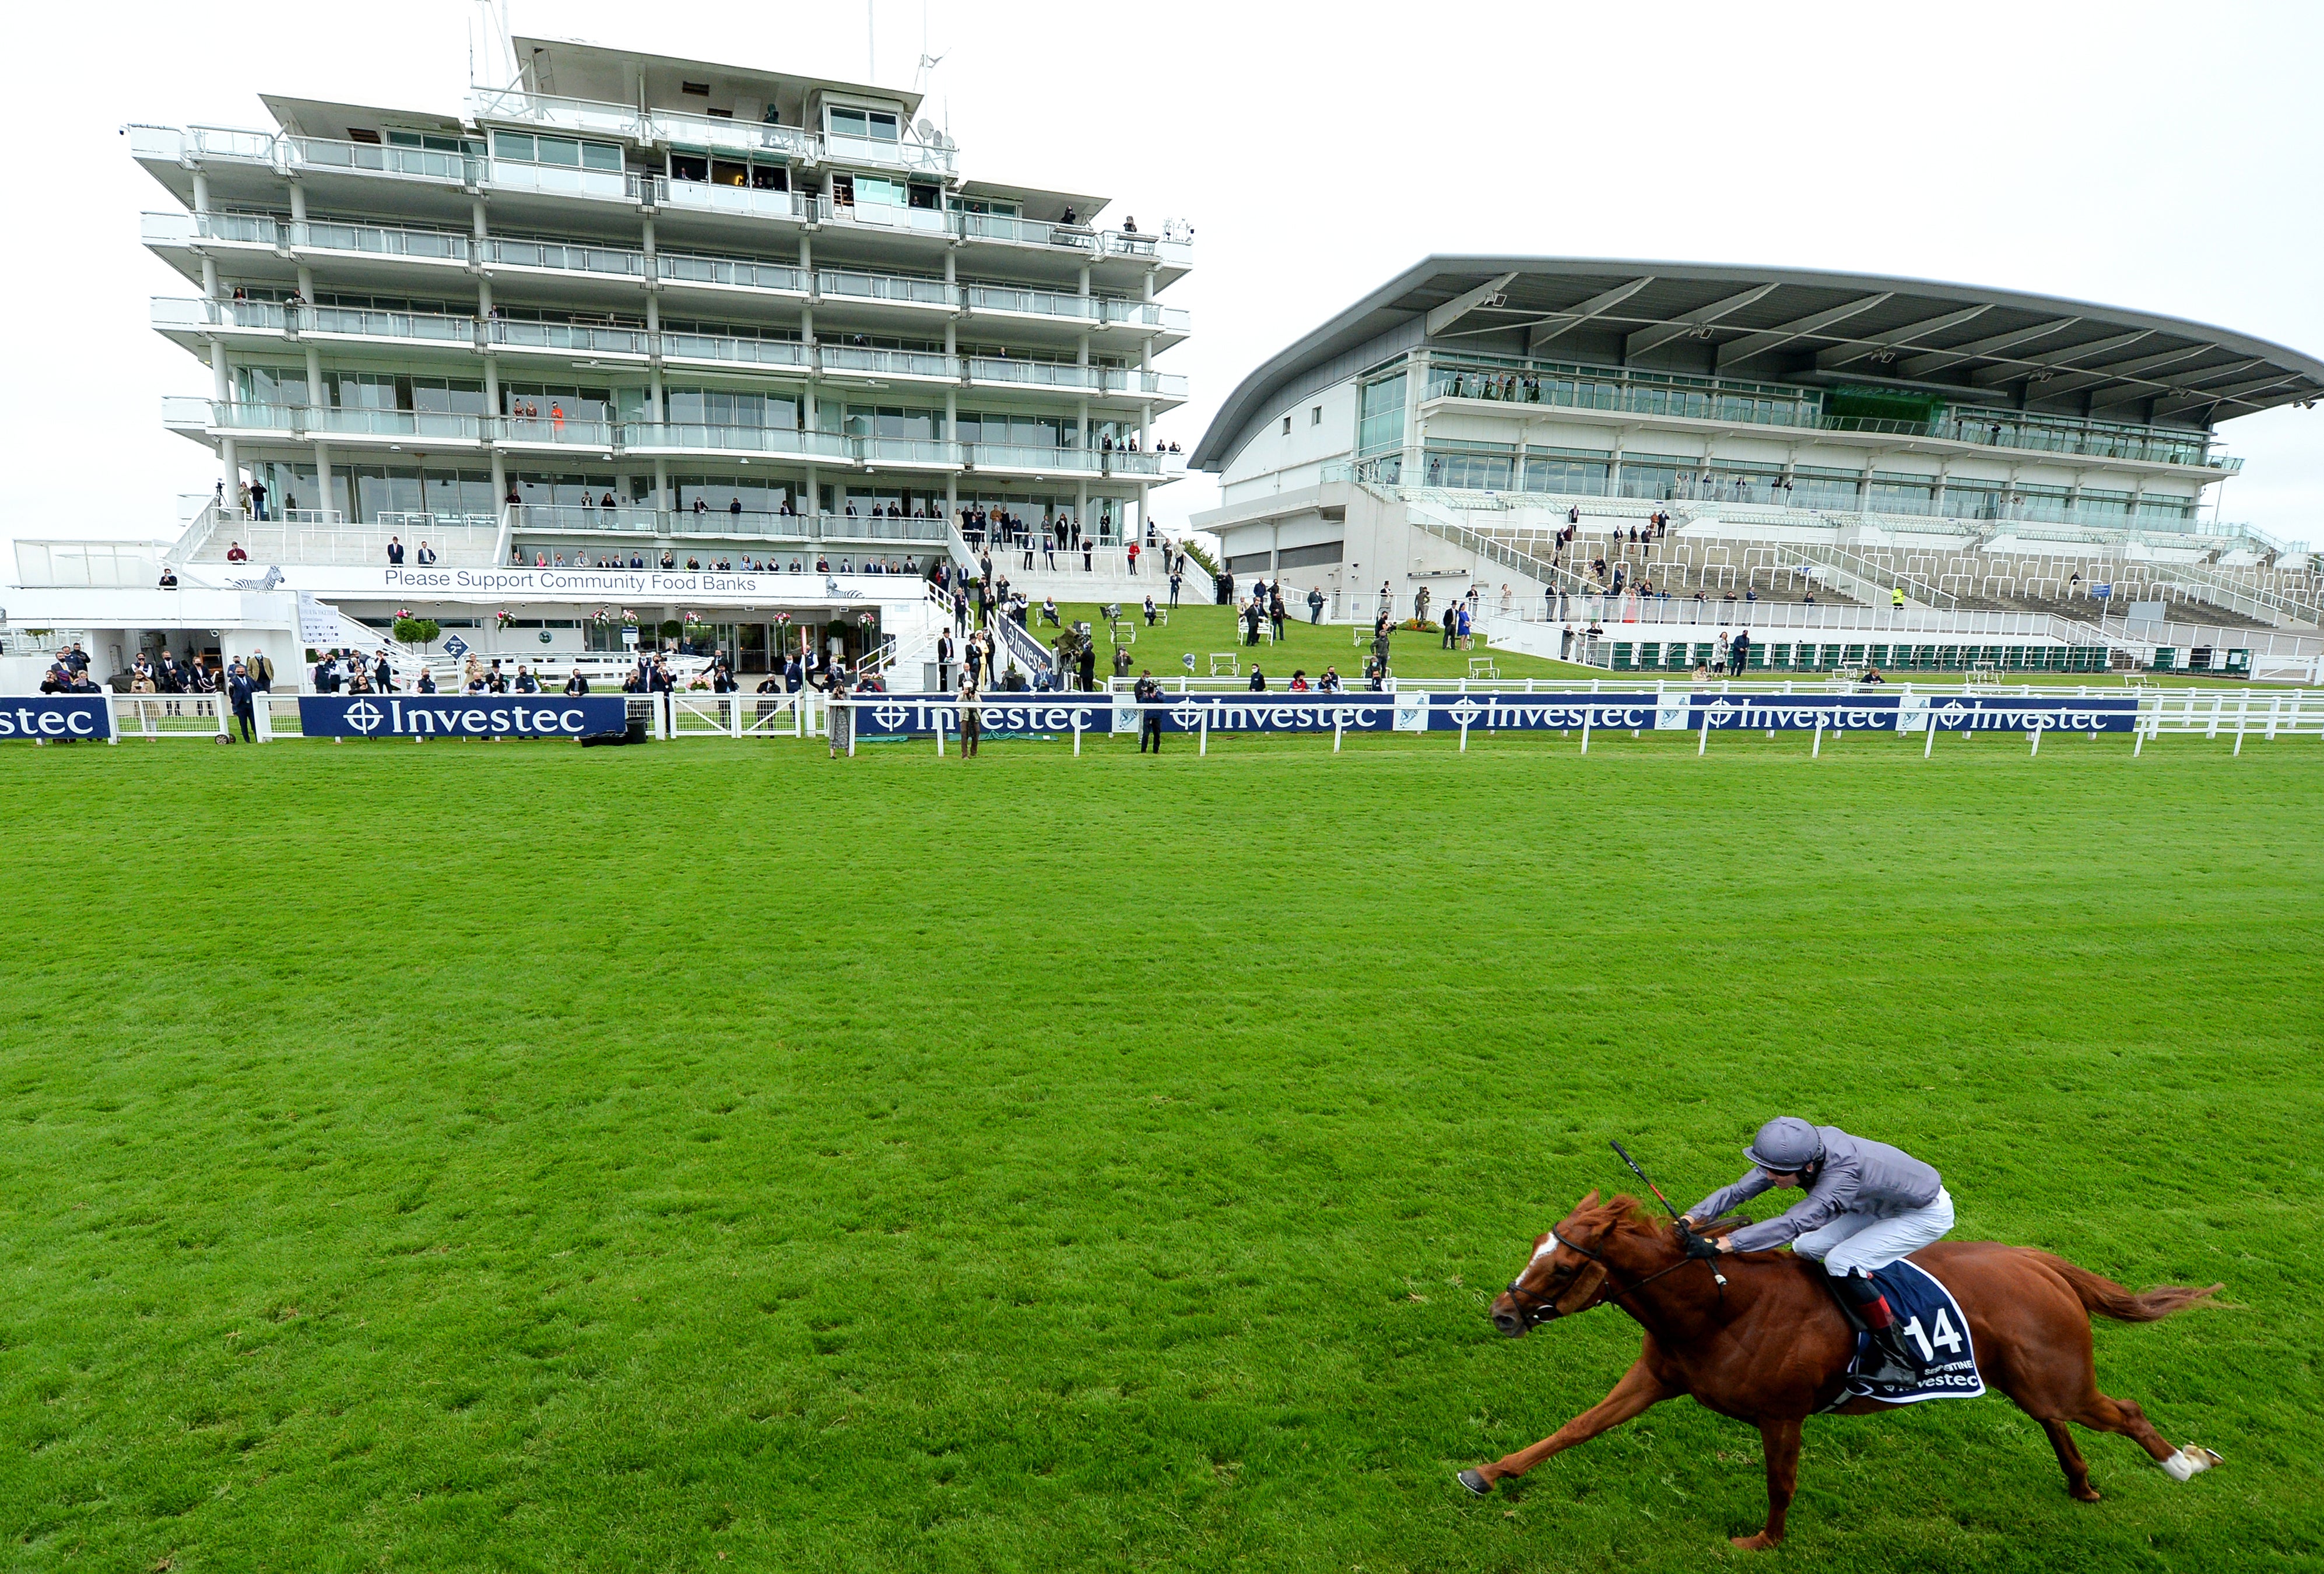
[
  {"xmin": 858, "ymin": 612, "xmax": 876, "ymax": 627},
  {"xmin": 494, "ymin": 610, "xmax": 515, "ymax": 628},
  {"xmin": 620, "ymin": 609, "xmax": 639, "ymax": 626},
  {"xmin": 683, "ymin": 610, "xmax": 704, "ymax": 626},
  {"xmin": 774, "ymin": 611, "xmax": 792, "ymax": 626},
  {"xmin": 591, "ymin": 606, "xmax": 612, "ymax": 626}
]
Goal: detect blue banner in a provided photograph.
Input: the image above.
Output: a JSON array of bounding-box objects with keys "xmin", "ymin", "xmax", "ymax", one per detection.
[
  {"xmin": 1685, "ymin": 694, "xmax": 1906, "ymax": 732},
  {"xmin": 298, "ymin": 695, "xmax": 630, "ymax": 739},
  {"xmin": 852, "ymin": 694, "xmax": 1112, "ymax": 737},
  {"xmin": 1136, "ymin": 693, "xmax": 1404, "ymax": 733},
  {"xmin": 1426, "ymin": 693, "xmax": 1665, "ymax": 731},
  {"xmin": 0, "ymin": 697, "xmax": 113, "ymax": 742},
  {"xmin": 1913, "ymin": 694, "xmax": 2140, "ymax": 733}
]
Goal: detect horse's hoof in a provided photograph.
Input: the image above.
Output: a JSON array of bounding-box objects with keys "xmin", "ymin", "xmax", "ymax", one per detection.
[
  {"xmin": 1729, "ymin": 1533, "xmax": 1780, "ymax": 1552},
  {"xmin": 2072, "ymin": 1486, "xmax": 2102, "ymax": 1503},
  {"xmin": 1456, "ymin": 1469, "xmax": 1492, "ymax": 1497}
]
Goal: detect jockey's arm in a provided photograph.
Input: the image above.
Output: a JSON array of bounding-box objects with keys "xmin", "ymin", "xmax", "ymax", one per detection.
[
  {"xmin": 1682, "ymin": 1166, "xmax": 1774, "ymax": 1230},
  {"xmin": 1718, "ymin": 1156, "xmax": 1863, "ymax": 1254}
]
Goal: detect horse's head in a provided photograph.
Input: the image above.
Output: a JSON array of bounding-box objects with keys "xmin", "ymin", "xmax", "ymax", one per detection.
[{"xmin": 1488, "ymin": 1190, "xmax": 1648, "ymax": 1337}]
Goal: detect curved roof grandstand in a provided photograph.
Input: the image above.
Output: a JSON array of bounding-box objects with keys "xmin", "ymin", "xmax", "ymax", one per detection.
[{"xmin": 1194, "ymin": 257, "xmax": 2324, "ymax": 473}]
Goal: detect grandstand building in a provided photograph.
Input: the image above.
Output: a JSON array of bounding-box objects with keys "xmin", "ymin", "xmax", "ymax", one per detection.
[
  {"xmin": 1191, "ymin": 258, "xmax": 2323, "ymax": 676},
  {"xmin": 4, "ymin": 34, "xmax": 1188, "ymax": 688}
]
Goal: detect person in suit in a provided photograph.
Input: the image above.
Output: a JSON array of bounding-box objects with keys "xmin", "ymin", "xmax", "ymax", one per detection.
[
  {"xmin": 936, "ymin": 631, "xmax": 954, "ymax": 692},
  {"xmin": 563, "ymin": 668, "xmax": 589, "ymax": 697},
  {"xmin": 387, "ymin": 537, "xmax": 405, "ymax": 564},
  {"xmin": 1135, "ymin": 669, "xmax": 1163, "ymax": 754},
  {"xmin": 373, "ymin": 651, "xmax": 394, "ymax": 693},
  {"xmin": 514, "ymin": 665, "xmax": 540, "ymax": 693},
  {"xmin": 226, "ymin": 662, "xmax": 258, "ymax": 742},
  {"xmin": 417, "ymin": 669, "xmax": 438, "ymax": 693},
  {"xmin": 956, "ymin": 674, "xmax": 981, "ymax": 758}
]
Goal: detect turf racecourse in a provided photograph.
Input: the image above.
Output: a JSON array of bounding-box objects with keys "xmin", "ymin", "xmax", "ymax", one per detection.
[{"xmin": 2, "ymin": 733, "xmax": 2318, "ymax": 1572}]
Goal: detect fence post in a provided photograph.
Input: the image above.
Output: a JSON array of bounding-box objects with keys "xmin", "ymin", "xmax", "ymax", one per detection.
[
  {"xmin": 2029, "ymin": 725, "xmax": 2040, "ymax": 757},
  {"xmin": 1924, "ymin": 711, "xmax": 1937, "ymax": 758},
  {"xmin": 729, "ymin": 696, "xmax": 742, "ymax": 739},
  {"xmin": 935, "ymin": 711, "xmax": 945, "ymax": 757},
  {"xmin": 1199, "ymin": 709, "xmax": 1208, "ymax": 757},
  {"xmin": 1459, "ymin": 716, "xmax": 1470, "ymax": 753},
  {"xmin": 105, "ymin": 695, "xmax": 121, "ymax": 745},
  {"xmin": 1073, "ymin": 710, "xmax": 1083, "ymax": 757},
  {"xmin": 2233, "ymin": 697, "xmax": 2247, "ymax": 757},
  {"xmin": 1333, "ymin": 714, "xmax": 1343, "ymax": 753},
  {"xmin": 1697, "ymin": 710, "xmax": 1708, "ymax": 756},
  {"xmin": 847, "ymin": 701, "xmax": 857, "ymax": 757},
  {"xmin": 1812, "ymin": 716, "xmax": 1824, "ymax": 758},
  {"xmin": 1581, "ymin": 707, "xmax": 1592, "ymax": 754}
]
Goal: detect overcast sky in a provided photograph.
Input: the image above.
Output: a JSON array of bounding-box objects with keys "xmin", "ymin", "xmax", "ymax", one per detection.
[{"xmin": 11, "ymin": 0, "xmax": 2319, "ymax": 546}]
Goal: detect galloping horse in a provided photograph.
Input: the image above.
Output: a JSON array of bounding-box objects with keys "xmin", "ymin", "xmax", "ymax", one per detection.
[{"xmin": 1460, "ymin": 1192, "xmax": 2222, "ymax": 1550}]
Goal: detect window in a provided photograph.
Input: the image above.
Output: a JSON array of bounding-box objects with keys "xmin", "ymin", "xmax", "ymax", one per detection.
[
  {"xmin": 682, "ymin": 80, "xmax": 712, "ymax": 97},
  {"xmin": 1311, "ymin": 406, "xmax": 1322, "ymax": 426},
  {"xmin": 828, "ymin": 106, "xmax": 901, "ymax": 143},
  {"xmin": 347, "ymin": 128, "xmax": 382, "ymax": 145},
  {"xmin": 493, "ymin": 131, "xmax": 622, "ymax": 171},
  {"xmin": 1282, "ymin": 416, "xmax": 1291, "ymax": 435}
]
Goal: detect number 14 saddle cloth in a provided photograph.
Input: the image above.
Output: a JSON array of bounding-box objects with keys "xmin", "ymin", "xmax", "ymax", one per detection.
[{"xmin": 1822, "ymin": 1257, "xmax": 1986, "ymax": 1410}]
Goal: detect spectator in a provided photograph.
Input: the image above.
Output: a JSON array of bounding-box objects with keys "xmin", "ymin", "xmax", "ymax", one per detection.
[
  {"xmin": 1729, "ymin": 630, "xmax": 1752, "ymax": 676},
  {"xmin": 247, "ymin": 647, "xmax": 275, "ymax": 693},
  {"xmin": 1112, "ymin": 644, "xmax": 1133, "ymax": 681},
  {"xmin": 1133, "ymin": 669, "xmax": 1163, "ymax": 753},
  {"xmin": 416, "ymin": 541, "xmax": 436, "ymax": 565},
  {"xmin": 957, "ymin": 674, "xmax": 981, "ymax": 758},
  {"xmin": 1169, "ymin": 566, "xmax": 1184, "ymax": 607},
  {"xmin": 1143, "ymin": 594, "xmax": 1158, "ymax": 626},
  {"xmin": 514, "ymin": 664, "xmax": 539, "ymax": 693},
  {"xmin": 227, "ymin": 662, "xmax": 257, "ymax": 742},
  {"xmin": 1318, "ymin": 666, "xmax": 1342, "ymax": 693},
  {"xmin": 1308, "ymin": 585, "xmax": 1325, "ymax": 624},
  {"xmin": 226, "ymin": 541, "xmax": 248, "ymax": 563},
  {"xmin": 563, "ymin": 667, "xmax": 589, "ymax": 697},
  {"xmin": 1289, "ymin": 669, "xmax": 1310, "ymax": 691},
  {"xmin": 417, "ymin": 669, "xmax": 438, "ymax": 693},
  {"xmin": 1248, "ymin": 666, "xmax": 1267, "ymax": 691}
]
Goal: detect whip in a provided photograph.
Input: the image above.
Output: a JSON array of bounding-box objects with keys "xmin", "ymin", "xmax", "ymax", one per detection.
[{"xmin": 1610, "ymin": 1138, "xmax": 1725, "ymax": 1287}]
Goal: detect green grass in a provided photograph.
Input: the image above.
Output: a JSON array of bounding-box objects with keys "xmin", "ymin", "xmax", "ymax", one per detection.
[{"xmin": 3, "ymin": 732, "xmax": 2321, "ymax": 1572}]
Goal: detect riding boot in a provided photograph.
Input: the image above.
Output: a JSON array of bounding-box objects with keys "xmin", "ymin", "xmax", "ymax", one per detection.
[{"xmin": 1858, "ymin": 1323, "xmax": 1923, "ymax": 1386}]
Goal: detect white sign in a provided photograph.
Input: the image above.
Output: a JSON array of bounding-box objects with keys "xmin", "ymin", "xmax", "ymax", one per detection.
[{"xmin": 622, "ymin": 625, "xmax": 639, "ymax": 647}]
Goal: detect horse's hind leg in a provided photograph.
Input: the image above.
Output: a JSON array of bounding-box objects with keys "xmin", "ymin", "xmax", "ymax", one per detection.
[
  {"xmin": 2039, "ymin": 1418, "xmax": 2100, "ymax": 1502},
  {"xmin": 1730, "ymin": 1417, "xmax": 1802, "ymax": 1552},
  {"xmin": 2073, "ymin": 1392, "xmax": 2186, "ymax": 1466}
]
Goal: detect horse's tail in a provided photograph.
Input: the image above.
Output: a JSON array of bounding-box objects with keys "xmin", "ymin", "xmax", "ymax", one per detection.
[{"xmin": 2031, "ymin": 1251, "xmax": 2222, "ymax": 1323}]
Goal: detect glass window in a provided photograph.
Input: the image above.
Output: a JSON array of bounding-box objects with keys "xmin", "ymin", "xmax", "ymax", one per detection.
[
  {"xmin": 536, "ymin": 136, "xmax": 582, "ymax": 167},
  {"xmin": 855, "ymin": 175, "xmax": 904, "ymax": 207},
  {"xmin": 829, "ymin": 107, "xmax": 868, "ymax": 139},
  {"xmin": 493, "ymin": 131, "xmax": 535, "ymax": 161},
  {"xmin": 581, "ymin": 142, "xmax": 622, "ymax": 171}
]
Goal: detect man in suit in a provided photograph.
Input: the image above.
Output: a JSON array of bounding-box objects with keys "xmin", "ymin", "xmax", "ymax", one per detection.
[
  {"xmin": 226, "ymin": 662, "xmax": 258, "ymax": 743},
  {"xmin": 248, "ymin": 647, "xmax": 275, "ymax": 693},
  {"xmin": 373, "ymin": 651, "xmax": 394, "ymax": 693},
  {"xmin": 564, "ymin": 668, "xmax": 590, "ymax": 697},
  {"xmin": 1135, "ymin": 669, "xmax": 1164, "ymax": 754},
  {"xmin": 936, "ymin": 630, "xmax": 955, "ymax": 692},
  {"xmin": 387, "ymin": 536, "xmax": 405, "ymax": 565}
]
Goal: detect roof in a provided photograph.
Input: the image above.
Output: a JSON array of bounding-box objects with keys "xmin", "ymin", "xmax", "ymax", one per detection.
[
  {"xmin": 1192, "ymin": 255, "xmax": 2324, "ymax": 472},
  {"xmin": 512, "ymin": 36, "xmax": 925, "ymax": 122}
]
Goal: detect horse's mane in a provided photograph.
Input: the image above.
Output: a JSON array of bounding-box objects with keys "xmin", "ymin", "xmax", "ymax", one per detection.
[{"xmin": 1568, "ymin": 1193, "xmax": 1664, "ymax": 1235}]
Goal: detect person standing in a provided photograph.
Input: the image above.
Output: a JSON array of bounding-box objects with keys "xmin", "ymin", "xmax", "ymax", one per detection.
[
  {"xmin": 387, "ymin": 536, "xmax": 405, "ymax": 565},
  {"xmin": 1730, "ymin": 629, "xmax": 1751, "ymax": 676},
  {"xmin": 248, "ymin": 646, "xmax": 275, "ymax": 693},
  {"xmin": 1308, "ymin": 585, "xmax": 1325, "ymax": 625},
  {"xmin": 827, "ymin": 671, "xmax": 854, "ymax": 758},
  {"xmin": 1135, "ymin": 669, "xmax": 1163, "ymax": 754},
  {"xmin": 936, "ymin": 630, "xmax": 956, "ymax": 692},
  {"xmin": 957, "ymin": 674, "xmax": 981, "ymax": 759},
  {"xmin": 1169, "ymin": 567, "xmax": 1183, "ymax": 607},
  {"xmin": 226, "ymin": 661, "xmax": 257, "ymax": 743}
]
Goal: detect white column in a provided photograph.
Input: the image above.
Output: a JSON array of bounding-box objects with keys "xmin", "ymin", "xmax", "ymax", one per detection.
[
  {"xmin": 315, "ymin": 441, "xmax": 334, "ymax": 519},
  {"xmin": 1402, "ymin": 351, "xmax": 1428, "ymax": 486},
  {"xmin": 289, "ymin": 179, "xmax": 306, "ymax": 233}
]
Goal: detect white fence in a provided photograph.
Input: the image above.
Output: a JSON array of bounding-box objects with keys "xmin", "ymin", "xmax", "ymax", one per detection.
[{"xmin": 49, "ymin": 687, "xmax": 2324, "ymax": 753}]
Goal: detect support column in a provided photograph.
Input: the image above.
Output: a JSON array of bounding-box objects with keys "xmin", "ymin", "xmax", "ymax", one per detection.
[
  {"xmin": 315, "ymin": 441, "xmax": 335, "ymax": 521},
  {"xmin": 1401, "ymin": 351, "xmax": 1428, "ymax": 487},
  {"xmin": 289, "ymin": 179, "xmax": 307, "ymax": 234},
  {"xmin": 1607, "ymin": 427, "xmax": 1626, "ymax": 499}
]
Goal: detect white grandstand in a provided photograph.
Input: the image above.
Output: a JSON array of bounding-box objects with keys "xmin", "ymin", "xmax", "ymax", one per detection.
[{"xmin": 1191, "ymin": 258, "xmax": 2323, "ymax": 677}]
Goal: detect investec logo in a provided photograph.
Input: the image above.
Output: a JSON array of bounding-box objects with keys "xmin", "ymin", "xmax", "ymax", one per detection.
[{"xmin": 347, "ymin": 699, "xmax": 596, "ymax": 736}]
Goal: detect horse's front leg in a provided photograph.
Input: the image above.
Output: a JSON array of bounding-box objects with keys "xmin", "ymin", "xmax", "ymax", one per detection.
[
  {"xmin": 1729, "ymin": 1416, "xmax": 1802, "ymax": 1551},
  {"xmin": 1459, "ymin": 1358, "xmax": 1676, "ymax": 1495}
]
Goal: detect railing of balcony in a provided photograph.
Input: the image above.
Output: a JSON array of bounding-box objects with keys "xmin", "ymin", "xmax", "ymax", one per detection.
[
  {"xmin": 188, "ymin": 125, "xmax": 282, "ymax": 163},
  {"xmin": 966, "ymin": 284, "xmax": 1098, "ymax": 321},
  {"xmin": 487, "ymin": 319, "xmax": 650, "ymax": 357},
  {"xmin": 486, "ymin": 161, "xmax": 626, "ymax": 201},
  {"xmin": 659, "ymin": 333, "xmax": 812, "ymax": 370},
  {"xmin": 658, "ymin": 253, "xmax": 806, "ymax": 293},
  {"xmin": 966, "ymin": 442, "xmax": 1101, "ymax": 474},
  {"xmin": 287, "ymin": 137, "xmax": 475, "ymax": 183},
  {"xmin": 858, "ymin": 438, "xmax": 963, "ymax": 467},
  {"xmin": 967, "ymin": 358, "xmax": 1101, "ymax": 391},
  {"xmin": 817, "ymin": 269, "xmax": 953, "ymax": 308},
  {"xmin": 469, "ymin": 87, "xmax": 645, "ymax": 141},
  {"xmin": 497, "ymin": 414, "xmax": 619, "ymax": 448},
  {"xmin": 298, "ymin": 219, "xmax": 470, "ymax": 262},
  {"xmin": 486, "ymin": 237, "xmax": 645, "ymax": 277},
  {"xmin": 620, "ymin": 424, "xmax": 851, "ymax": 458},
  {"xmin": 651, "ymin": 107, "xmax": 818, "ymax": 160},
  {"xmin": 1102, "ymin": 369, "xmax": 1190, "ymax": 399},
  {"xmin": 820, "ymin": 346, "xmax": 959, "ymax": 380},
  {"xmin": 958, "ymin": 212, "xmax": 1095, "ymax": 251},
  {"xmin": 1099, "ymin": 300, "xmax": 1193, "ymax": 331},
  {"xmin": 658, "ymin": 181, "xmax": 810, "ymax": 222},
  {"xmin": 515, "ymin": 508, "xmax": 950, "ymax": 546}
]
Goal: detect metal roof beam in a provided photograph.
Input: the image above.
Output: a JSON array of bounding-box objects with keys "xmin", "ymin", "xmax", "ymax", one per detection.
[
  {"xmin": 1424, "ymin": 272, "xmax": 1521, "ymax": 338},
  {"xmin": 1813, "ymin": 303, "xmax": 1992, "ymax": 370},
  {"xmin": 2083, "ymin": 357, "xmax": 2262, "ymax": 412},
  {"xmin": 2147, "ymin": 371, "xmax": 2302, "ymax": 419},
  {"xmin": 1898, "ymin": 317, "xmax": 2080, "ymax": 380},
  {"xmin": 2034, "ymin": 343, "xmax": 2219, "ymax": 402},
  {"xmin": 1968, "ymin": 329, "xmax": 2154, "ymax": 388},
  {"xmin": 1521, "ymin": 276, "xmax": 1655, "ymax": 353},
  {"xmin": 1716, "ymin": 292, "xmax": 1893, "ymax": 370},
  {"xmin": 1624, "ymin": 282, "xmax": 1779, "ymax": 361}
]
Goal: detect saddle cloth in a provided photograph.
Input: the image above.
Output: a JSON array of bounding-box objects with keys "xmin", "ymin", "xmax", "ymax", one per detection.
[{"xmin": 1833, "ymin": 1258, "xmax": 1985, "ymax": 1407}]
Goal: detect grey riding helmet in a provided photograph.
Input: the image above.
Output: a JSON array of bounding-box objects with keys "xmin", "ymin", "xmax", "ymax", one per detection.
[{"xmin": 1743, "ymin": 1116, "xmax": 1825, "ymax": 1172}]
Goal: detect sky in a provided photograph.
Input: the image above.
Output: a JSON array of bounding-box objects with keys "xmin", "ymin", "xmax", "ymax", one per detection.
[{"xmin": 10, "ymin": 0, "xmax": 2321, "ymax": 547}]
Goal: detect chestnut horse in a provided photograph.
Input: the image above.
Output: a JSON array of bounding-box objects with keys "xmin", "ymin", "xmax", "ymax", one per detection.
[{"xmin": 1460, "ymin": 1192, "xmax": 2222, "ymax": 1550}]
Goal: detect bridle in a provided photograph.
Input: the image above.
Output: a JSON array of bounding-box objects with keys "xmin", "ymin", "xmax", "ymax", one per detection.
[{"xmin": 1502, "ymin": 1225, "xmax": 1711, "ymax": 1329}]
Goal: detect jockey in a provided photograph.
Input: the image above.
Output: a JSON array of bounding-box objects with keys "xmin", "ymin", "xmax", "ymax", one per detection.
[{"xmin": 1679, "ymin": 1117, "xmax": 1954, "ymax": 1385}]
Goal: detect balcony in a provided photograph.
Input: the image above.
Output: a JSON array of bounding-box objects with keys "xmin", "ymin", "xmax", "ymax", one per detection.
[
  {"xmin": 1102, "ymin": 368, "xmax": 1190, "ymax": 400},
  {"xmin": 287, "ymin": 136, "xmax": 477, "ymax": 186},
  {"xmin": 496, "ymin": 413, "xmax": 619, "ymax": 451},
  {"xmin": 965, "ymin": 442, "xmax": 1103, "ymax": 477},
  {"xmin": 857, "ymin": 437, "xmax": 964, "ymax": 470},
  {"xmin": 967, "ymin": 357, "xmax": 1102, "ymax": 393},
  {"xmin": 486, "ymin": 318, "xmax": 651, "ymax": 360},
  {"xmin": 657, "ymin": 180, "xmax": 811, "ymax": 223},
  {"xmin": 510, "ymin": 508, "xmax": 952, "ymax": 547},
  {"xmin": 816, "ymin": 197, "xmax": 955, "ymax": 238},
  {"xmin": 620, "ymin": 423, "xmax": 851, "ymax": 459},
  {"xmin": 965, "ymin": 284, "xmax": 1099, "ymax": 324},
  {"xmin": 484, "ymin": 236, "xmax": 645, "ymax": 279},
  {"xmin": 485, "ymin": 159, "xmax": 626, "ymax": 202},
  {"xmin": 657, "ymin": 252, "xmax": 808, "ymax": 296},
  {"xmin": 823, "ymin": 132, "xmax": 954, "ymax": 177},
  {"xmin": 957, "ymin": 212, "xmax": 1096, "ymax": 253},
  {"xmin": 816, "ymin": 268, "xmax": 953, "ymax": 310},
  {"xmin": 652, "ymin": 106, "xmax": 819, "ymax": 162},
  {"xmin": 469, "ymin": 86, "xmax": 647, "ymax": 143},
  {"xmin": 658, "ymin": 332, "xmax": 812, "ymax": 372},
  {"xmin": 1100, "ymin": 299, "xmax": 1192, "ymax": 333},
  {"xmin": 818, "ymin": 345, "xmax": 960, "ymax": 383}
]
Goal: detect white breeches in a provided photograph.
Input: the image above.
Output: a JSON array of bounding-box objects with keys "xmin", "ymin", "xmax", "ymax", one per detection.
[{"xmin": 1793, "ymin": 1187, "xmax": 1955, "ymax": 1276}]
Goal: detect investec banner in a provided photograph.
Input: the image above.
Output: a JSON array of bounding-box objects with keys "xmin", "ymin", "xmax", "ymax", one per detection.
[
  {"xmin": 854, "ymin": 694, "xmax": 1111, "ymax": 737},
  {"xmin": 1914, "ymin": 695, "xmax": 2140, "ymax": 733},
  {"xmin": 0, "ymin": 697, "xmax": 113, "ymax": 742},
  {"xmin": 299, "ymin": 695, "xmax": 629, "ymax": 739},
  {"xmin": 1140, "ymin": 694, "xmax": 1407, "ymax": 733},
  {"xmin": 1426, "ymin": 693, "xmax": 1663, "ymax": 731},
  {"xmin": 1685, "ymin": 694, "xmax": 1905, "ymax": 732}
]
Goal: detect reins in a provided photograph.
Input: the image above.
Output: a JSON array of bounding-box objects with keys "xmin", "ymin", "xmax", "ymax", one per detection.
[{"xmin": 1503, "ymin": 1225, "xmax": 1709, "ymax": 1329}]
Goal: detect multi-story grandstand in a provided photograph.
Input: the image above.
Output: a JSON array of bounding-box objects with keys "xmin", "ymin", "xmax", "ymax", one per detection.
[
  {"xmin": 4, "ymin": 34, "xmax": 1188, "ymax": 688},
  {"xmin": 1191, "ymin": 258, "xmax": 2324, "ymax": 678}
]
